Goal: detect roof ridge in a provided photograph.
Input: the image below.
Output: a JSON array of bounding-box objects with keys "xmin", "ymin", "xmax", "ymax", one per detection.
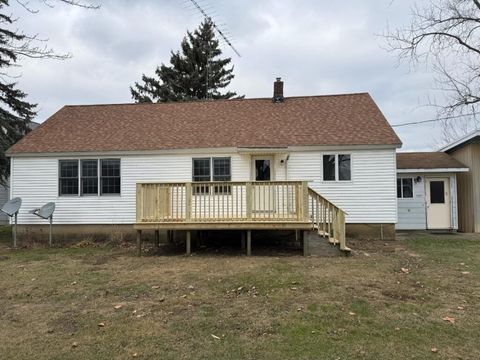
[{"xmin": 62, "ymin": 92, "xmax": 371, "ymax": 108}]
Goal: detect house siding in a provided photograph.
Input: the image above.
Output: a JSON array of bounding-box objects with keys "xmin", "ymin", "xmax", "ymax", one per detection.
[
  {"xmin": 448, "ymin": 144, "xmax": 479, "ymax": 232},
  {"xmin": 396, "ymin": 172, "xmax": 458, "ymax": 230},
  {"xmin": 287, "ymin": 149, "xmax": 397, "ymax": 223},
  {"xmin": 11, "ymin": 148, "xmax": 397, "ymax": 225}
]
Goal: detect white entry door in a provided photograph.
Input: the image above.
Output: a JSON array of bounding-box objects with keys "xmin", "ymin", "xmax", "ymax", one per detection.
[
  {"xmin": 426, "ymin": 178, "xmax": 451, "ymax": 229},
  {"xmin": 252, "ymin": 156, "xmax": 275, "ymax": 213}
]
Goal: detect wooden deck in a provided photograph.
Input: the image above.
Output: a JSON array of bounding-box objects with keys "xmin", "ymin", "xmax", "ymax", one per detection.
[{"xmin": 134, "ymin": 181, "xmax": 348, "ymax": 255}]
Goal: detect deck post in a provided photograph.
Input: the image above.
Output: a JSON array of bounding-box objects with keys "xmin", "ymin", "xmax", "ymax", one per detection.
[
  {"xmin": 246, "ymin": 182, "xmax": 253, "ymax": 221},
  {"xmin": 295, "ymin": 230, "xmax": 300, "ymax": 242},
  {"xmin": 301, "ymin": 181, "xmax": 309, "ymax": 222},
  {"xmin": 241, "ymin": 232, "xmax": 246, "ymax": 250},
  {"xmin": 185, "ymin": 183, "xmax": 192, "ymax": 222},
  {"xmin": 136, "ymin": 230, "xmax": 142, "ymax": 257},
  {"xmin": 154, "ymin": 230, "xmax": 160, "ymax": 249},
  {"xmin": 186, "ymin": 231, "xmax": 191, "ymax": 256},
  {"xmin": 246, "ymin": 230, "xmax": 251, "ymax": 256},
  {"xmin": 303, "ymin": 231, "xmax": 309, "ymax": 256}
]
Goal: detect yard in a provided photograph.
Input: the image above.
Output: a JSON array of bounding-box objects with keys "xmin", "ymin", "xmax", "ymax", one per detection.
[{"xmin": 0, "ymin": 229, "xmax": 479, "ymax": 359}]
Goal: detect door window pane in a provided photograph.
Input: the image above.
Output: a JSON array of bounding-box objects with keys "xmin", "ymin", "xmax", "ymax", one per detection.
[
  {"xmin": 338, "ymin": 154, "xmax": 351, "ymax": 181},
  {"xmin": 402, "ymin": 178, "xmax": 413, "ymax": 198},
  {"xmin": 323, "ymin": 155, "xmax": 335, "ymax": 181},
  {"xmin": 430, "ymin": 181, "xmax": 445, "ymax": 204},
  {"xmin": 255, "ymin": 160, "xmax": 271, "ymax": 181}
]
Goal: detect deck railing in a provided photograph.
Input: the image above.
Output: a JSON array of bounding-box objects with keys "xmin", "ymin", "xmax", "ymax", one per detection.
[
  {"xmin": 136, "ymin": 181, "xmax": 348, "ymax": 250},
  {"xmin": 308, "ymin": 188, "xmax": 348, "ymax": 251},
  {"xmin": 136, "ymin": 181, "xmax": 309, "ymax": 223}
]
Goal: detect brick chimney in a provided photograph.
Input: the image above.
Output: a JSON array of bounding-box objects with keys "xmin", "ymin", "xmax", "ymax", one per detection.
[{"xmin": 273, "ymin": 77, "xmax": 284, "ymax": 102}]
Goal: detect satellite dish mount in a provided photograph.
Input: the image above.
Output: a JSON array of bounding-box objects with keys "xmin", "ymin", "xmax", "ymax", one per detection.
[
  {"xmin": 30, "ymin": 202, "xmax": 56, "ymax": 247},
  {"xmin": 0, "ymin": 197, "xmax": 22, "ymax": 248}
]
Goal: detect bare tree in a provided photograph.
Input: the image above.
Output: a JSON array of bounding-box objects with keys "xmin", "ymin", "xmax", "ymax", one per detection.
[
  {"xmin": 384, "ymin": 0, "xmax": 480, "ymax": 143},
  {"xmin": 0, "ymin": 0, "xmax": 99, "ymax": 185}
]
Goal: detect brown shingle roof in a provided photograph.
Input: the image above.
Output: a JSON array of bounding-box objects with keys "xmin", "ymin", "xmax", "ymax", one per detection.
[
  {"xmin": 397, "ymin": 152, "xmax": 467, "ymax": 170},
  {"xmin": 8, "ymin": 93, "xmax": 401, "ymax": 154}
]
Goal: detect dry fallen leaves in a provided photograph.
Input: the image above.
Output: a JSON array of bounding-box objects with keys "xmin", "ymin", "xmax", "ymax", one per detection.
[
  {"xmin": 211, "ymin": 334, "xmax": 221, "ymax": 340},
  {"xmin": 151, "ymin": 285, "xmax": 160, "ymax": 290},
  {"xmin": 461, "ymin": 271, "xmax": 471, "ymax": 275},
  {"xmin": 442, "ymin": 316, "xmax": 455, "ymax": 324},
  {"xmin": 71, "ymin": 342, "xmax": 78, "ymax": 348},
  {"xmin": 98, "ymin": 322, "xmax": 106, "ymax": 327},
  {"xmin": 114, "ymin": 305, "xmax": 122, "ymax": 310},
  {"xmin": 431, "ymin": 347, "xmax": 438, "ymax": 353},
  {"xmin": 348, "ymin": 312, "xmax": 356, "ymax": 316},
  {"xmin": 400, "ymin": 268, "xmax": 409, "ymax": 274}
]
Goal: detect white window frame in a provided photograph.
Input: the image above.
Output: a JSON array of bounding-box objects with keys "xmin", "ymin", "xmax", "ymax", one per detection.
[
  {"xmin": 322, "ymin": 153, "xmax": 352, "ymax": 182},
  {"xmin": 58, "ymin": 158, "xmax": 121, "ymax": 197},
  {"xmin": 397, "ymin": 177, "xmax": 414, "ymax": 199}
]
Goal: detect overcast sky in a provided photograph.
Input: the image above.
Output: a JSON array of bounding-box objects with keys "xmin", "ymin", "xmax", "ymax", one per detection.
[{"xmin": 11, "ymin": 0, "xmax": 447, "ymax": 150}]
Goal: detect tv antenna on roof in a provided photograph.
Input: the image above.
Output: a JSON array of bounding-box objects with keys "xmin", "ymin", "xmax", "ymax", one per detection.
[{"xmin": 183, "ymin": 0, "xmax": 241, "ymax": 57}]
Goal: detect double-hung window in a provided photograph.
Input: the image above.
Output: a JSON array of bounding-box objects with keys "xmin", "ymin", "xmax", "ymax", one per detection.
[
  {"xmin": 323, "ymin": 154, "xmax": 351, "ymax": 181},
  {"xmin": 192, "ymin": 157, "xmax": 231, "ymax": 194},
  {"xmin": 397, "ymin": 178, "xmax": 413, "ymax": 198},
  {"xmin": 59, "ymin": 160, "xmax": 79, "ymax": 195},
  {"xmin": 59, "ymin": 159, "xmax": 121, "ymax": 196}
]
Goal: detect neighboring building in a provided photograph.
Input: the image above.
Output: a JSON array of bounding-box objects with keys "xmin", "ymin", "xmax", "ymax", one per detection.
[
  {"xmin": 396, "ymin": 152, "xmax": 468, "ymax": 231},
  {"xmin": 6, "ymin": 80, "xmax": 402, "ymax": 246},
  {"xmin": 441, "ymin": 130, "xmax": 480, "ymax": 232},
  {"xmin": 0, "ymin": 180, "xmax": 8, "ymax": 224},
  {"xmin": 1, "ymin": 121, "xmax": 39, "ymax": 224}
]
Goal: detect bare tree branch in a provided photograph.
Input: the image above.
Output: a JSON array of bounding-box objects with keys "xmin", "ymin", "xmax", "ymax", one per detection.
[{"xmin": 383, "ymin": 0, "xmax": 480, "ymax": 142}]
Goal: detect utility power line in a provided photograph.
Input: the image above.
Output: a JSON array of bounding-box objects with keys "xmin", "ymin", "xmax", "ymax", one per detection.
[{"xmin": 391, "ymin": 112, "xmax": 479, "ymax": 127}]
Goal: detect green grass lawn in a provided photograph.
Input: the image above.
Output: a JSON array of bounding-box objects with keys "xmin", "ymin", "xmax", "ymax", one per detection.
[{"xmin": 0, "ymin": 232, "xmax": 478, "ymax": 359}]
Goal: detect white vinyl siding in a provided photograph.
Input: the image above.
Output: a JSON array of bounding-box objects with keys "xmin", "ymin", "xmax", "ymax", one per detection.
[
  {"xmin": 10, "ymin": 149, "xmax": 397, "ymax": 225},
  {"xmin": 396, "ymin": 172, "xmax": 458, "ymax": 230},
  {"xmin": 287, "ymin": 149, "xmax": 397, "ymax": 223},
  {"xmin": 11, "ymin": 153, "xmax": 250, "ymax": 224}
]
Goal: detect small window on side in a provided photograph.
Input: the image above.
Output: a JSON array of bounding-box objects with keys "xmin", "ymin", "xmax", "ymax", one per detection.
[
  {"xmin": 323, "ymin": 155, "xmax": 336, "ymax": 181},
  {"xmin": 338, "ymin": 154, "xmax": 351, "ymax": 181},
  {"xmin": 397, "ymin": 178, "xmax": 413, "ymax": 198},
  {"xmin": 59, "ymin": 160, "xmax": 79, "ymax": 196},
  {"xmin": 100, "ymin": 159, "xmax": 121, "ymax": 195},
  {"xmin": 81, "ymin": 159, "xmax": 98, "ymax": 195}
]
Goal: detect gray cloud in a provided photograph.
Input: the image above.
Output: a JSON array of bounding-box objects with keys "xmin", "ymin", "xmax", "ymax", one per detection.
[{"xmin": 11, "ymin": 0, "xmax": 444, "ymax": 150}]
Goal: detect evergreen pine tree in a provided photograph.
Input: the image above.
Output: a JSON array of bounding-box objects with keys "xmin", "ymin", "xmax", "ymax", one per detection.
[
  {"xmin": 0, "ymin": 0, "xmax": 36, "ymax": 186},
  {"xmin": 131, "ymin": 19, "xmax": 241, "ymax": 102}
]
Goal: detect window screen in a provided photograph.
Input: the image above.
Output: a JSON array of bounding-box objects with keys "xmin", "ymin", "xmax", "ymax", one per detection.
[
  {"xmin": 100, "ymin": 159, "xmax": 121, "ymax": 195},
  {"xmin": 81, "ymin": 160, "xmax": 98, "ymax": 195},
  {"xmin": 213, "ymin": 158, "xmax": 231, "ymax": 181},
  {"xmin": 323, "ymin": 155, "xmax": 336, "ymax": 181},
  {"xmin": 338, "ymin": 154, "xmax": 351, "ymax": 181},
  {"xmin": 59, "ymin": 160, "xmax": 79, "ymax": 196},
  {"xmin": 193, "ymin": 158, "xmax": 211, "ymax": 182},
  {"xmin": 430, "ymin": 181, "xmax": 445, "ymax": 204}
]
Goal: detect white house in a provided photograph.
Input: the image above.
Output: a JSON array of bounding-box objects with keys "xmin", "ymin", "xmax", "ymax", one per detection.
[
  {"xmin": 6, "ymin": 80, "xmax": 402, "ymax": 248},
  {"xmin": 396, "ymin": 152, "xmax": 468, "ymax": 231}
]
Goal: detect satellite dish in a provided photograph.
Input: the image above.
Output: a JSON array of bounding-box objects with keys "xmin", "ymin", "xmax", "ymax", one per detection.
[
  {"xmin": 37, "ymin": 202, "xmax": 55, "ymax": 220},
  {"xmin": 0, "ymin": 197, "xmax": 22, "ymax": 217},
  {"xmin": 31, "ymin": 202, "xmax": 56, "ymax": 246}
]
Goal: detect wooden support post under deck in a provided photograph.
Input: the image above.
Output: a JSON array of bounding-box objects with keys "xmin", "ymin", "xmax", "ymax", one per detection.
[
  {"xmin": 302, "ymin": 230, "xmax": 309, "ymax": 257},
  {"xmin": 136, "ymin": 230, "xmax": 142, "ymax": 257},
  {"xmin": 246, "ymin": 230, "xmax": 251, "ymax": 256},
  {"xmin": 186, "ymin": 231, "xmax": 191, "ymax": 256},
  {"xmin": 154, "ymin": 230, "xmax": 160, "ymax": 249}
]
